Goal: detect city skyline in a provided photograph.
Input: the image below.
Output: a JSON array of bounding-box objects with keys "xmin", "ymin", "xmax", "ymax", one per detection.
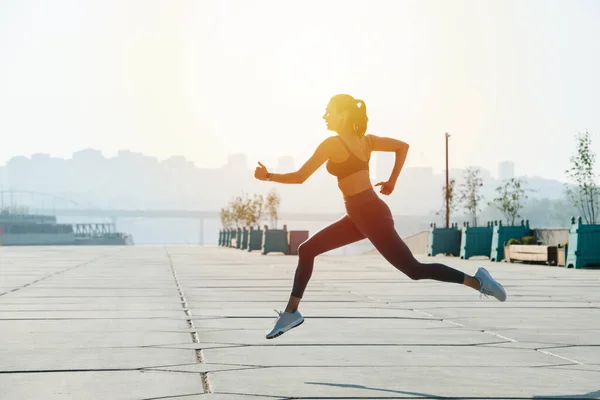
[
  {"xmin": 1, "ymin": 1, "xmax": 599, "ymax": 184},
  {"xmin": 0, "ymin": 146, "xmax": 549, "ymax": 184}
]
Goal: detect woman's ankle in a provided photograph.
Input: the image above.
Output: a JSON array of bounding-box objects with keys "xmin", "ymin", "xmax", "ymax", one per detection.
[
  {"xmin": 463, "ymin": 275, "xmax": 481, "ymax": 290},
  {"xmin": 285, "ymin": 296, "xmax": 302, "ymax": 313}
]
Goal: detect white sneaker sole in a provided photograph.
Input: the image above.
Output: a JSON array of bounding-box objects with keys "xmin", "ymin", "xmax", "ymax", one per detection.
[{"xmin": 266, "ymin": 316, "xmax": 304, "ymax": 339}]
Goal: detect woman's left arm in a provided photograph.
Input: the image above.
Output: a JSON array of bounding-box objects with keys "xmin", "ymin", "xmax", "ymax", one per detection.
[{"xmin": 367, "ymin": 134, "xmax": 410, "ymax": 194}]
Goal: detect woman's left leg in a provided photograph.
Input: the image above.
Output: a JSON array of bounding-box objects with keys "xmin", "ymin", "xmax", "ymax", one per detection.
[{"xmin": 349, "ymin": 198, "xmax": 506, "ymax": 301}]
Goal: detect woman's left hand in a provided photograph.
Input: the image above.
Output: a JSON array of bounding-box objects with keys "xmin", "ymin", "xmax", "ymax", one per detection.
[{"xmin": 375, "ymin": 180, "xmax": 395, "ymax": 196}]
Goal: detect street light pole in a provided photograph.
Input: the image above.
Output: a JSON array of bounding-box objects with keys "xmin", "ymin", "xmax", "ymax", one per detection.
[{"xmin": 445, "ymin": 132, "xmax": 450, "ymax": 229}]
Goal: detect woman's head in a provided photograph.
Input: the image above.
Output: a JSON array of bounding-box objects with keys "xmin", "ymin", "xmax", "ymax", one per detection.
[{"xmin": 323, "ymin": 94, "xmax": 368, "ymax": 137}]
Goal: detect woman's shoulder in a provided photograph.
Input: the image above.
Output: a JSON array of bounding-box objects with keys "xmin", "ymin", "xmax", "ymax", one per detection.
[{"xmin": 363, "ymin": 133, "xmax": 380, "ymax": 150}]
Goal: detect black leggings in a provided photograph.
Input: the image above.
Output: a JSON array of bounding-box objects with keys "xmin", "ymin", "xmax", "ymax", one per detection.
[{"xmin": 291, "ymin": 188, "xmax": 465, "ymax": 298}]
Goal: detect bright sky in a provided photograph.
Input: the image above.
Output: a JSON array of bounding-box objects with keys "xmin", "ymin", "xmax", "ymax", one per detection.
[{"xmin": 1, "ymin": 0, "xmax": 598, "ymax": 182}]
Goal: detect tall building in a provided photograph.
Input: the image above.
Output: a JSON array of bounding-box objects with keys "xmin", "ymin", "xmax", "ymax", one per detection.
[
  {"xmin": 224, "ymin": 153, "xmax": 248, "ymax": 171},
  {"xmin": 498, "ymin": 161, "xmax": 515, "ymax": 181}
]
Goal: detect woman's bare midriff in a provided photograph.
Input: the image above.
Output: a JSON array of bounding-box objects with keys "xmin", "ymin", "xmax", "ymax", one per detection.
[{"xmin": 337, "ymin": 170, "xmax": 374, "ymax": 197}]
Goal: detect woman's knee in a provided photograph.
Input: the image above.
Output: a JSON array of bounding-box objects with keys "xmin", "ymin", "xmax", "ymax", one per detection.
[
  {"xmin": 398, "ymin": 259, "xmax": 425, "ymax": 280},
  {"xmin": 297, "ymin": 241, "xmax": 315, "ymax": 260}
]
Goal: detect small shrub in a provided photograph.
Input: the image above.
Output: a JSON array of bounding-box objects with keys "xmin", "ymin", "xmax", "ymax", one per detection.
[
  {"xmin": 506, "ymin": 238, "xmax": 521, "ymax": 246},
  {"xmin": 521, "ymin": 236, "xmax": 537, "ymax": 245}
]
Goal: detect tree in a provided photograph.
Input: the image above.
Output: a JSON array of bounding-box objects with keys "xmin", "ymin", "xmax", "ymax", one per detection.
[
  {"xmin": 457, "ymin": 167, "xmax": 484, "ymax": 227},
  {"xmin": 223, "ymin": 192, "xmax": 265, "ymax": 229},
  {"xmin": 219, "ymin": 206, "xmax": 234, "ymax": 229},
  {"xmin": 436, "ymin": 178, "xmax": 457, "ymax": 225},
  {"xmin": 565, "ymin": 130, "xmax": 600, "ymax": 224},
  {"xmin": 490, "ymin": 178, "xmax": 529, "ymax": 226},
  {"xmin": 243, "ymin": 193, "xmax": 264, "ymax": 228},
  {"xmin": 227, "ymin": 194, "xmax": 247, "ymax": 228},
  {"xmin": 265, "ymin": 189, "xmax": 281, "ymax": 229}
]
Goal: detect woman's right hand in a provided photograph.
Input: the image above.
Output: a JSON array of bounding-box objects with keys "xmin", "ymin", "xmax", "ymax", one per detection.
[{"xmin": 254, "ymin": 162, "xmax": 269, "ymax": 180}]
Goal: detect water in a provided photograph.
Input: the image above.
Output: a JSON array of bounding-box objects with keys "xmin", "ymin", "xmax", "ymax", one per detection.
[{"xmin": 54, "ymin": 215, "xmax": 429, "ymax": 257}]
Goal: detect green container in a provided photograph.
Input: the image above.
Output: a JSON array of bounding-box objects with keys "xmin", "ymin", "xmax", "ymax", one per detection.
[
  {"xmin": 220, "ymin": 229, "xmax": 227, "ymax": 246},
  {"xmin": 218, "ymin": 230, "xmax": 223, "ymax": 246},
  {"xmin": 566, "ymin": 217, "xmax": 600, "ymax": 269},
  {"xmin": 223, "ymin": 229, "xmax": 231, "ymax": 247},
  {"xmin": 427, "ymin": 223, "xmax": 461, "ymax": 257},
  {"xmin": 235, "ymin": 228, "xmax": 242, "ymax": 249},
  {"xmin": 247, "ymin": 228, "xmax": 263, "ymax": 252},
  {"xmin": 490, "ymin": 220, "xmax": 531, "ymax": 262},
  {"xmin": 460, "ymin": 222, "xmax": 493, "ymax": 260},
  {"xmin": 262, "ymin": 225, "xmax": 289, "ymax": 255},
  {"xmin": 241, "ymin": 228, "xmax": 249, "ymax": 250}
]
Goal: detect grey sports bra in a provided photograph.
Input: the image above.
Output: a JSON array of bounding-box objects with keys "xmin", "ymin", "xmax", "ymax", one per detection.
[{"xmin": 325, "ymin": 137, "xmax": 370, "ymax": 180}]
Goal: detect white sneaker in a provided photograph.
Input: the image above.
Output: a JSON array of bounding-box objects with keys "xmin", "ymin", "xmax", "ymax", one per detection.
[
  {"xmin": 266, "ymin": 309, "xmax": 304, "ymax": 339},
  {"xmin": 475, "ymin": 267, "xmax": 507, "ymax": 302}
]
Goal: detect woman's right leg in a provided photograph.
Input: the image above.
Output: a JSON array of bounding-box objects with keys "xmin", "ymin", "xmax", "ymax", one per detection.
[
  {"xmin": 266, "ymin": 215, "xmax": 366, "ymax": 339},
  {"xmin": 286, "ymin": 214, "xmax": 366, "ymax": 311}
]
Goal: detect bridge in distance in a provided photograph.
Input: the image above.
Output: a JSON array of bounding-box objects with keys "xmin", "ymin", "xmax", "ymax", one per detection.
[
  {"xmin": 36, "ymin": 208, "xmax": 368, "ymax": 221},
  {"xmin": 34, "ymin": 207, "xmax": 420, "ymax": 245},
  {"xmin": 33, "ymin": 208, "xmax": 369, "ymax": 245}
]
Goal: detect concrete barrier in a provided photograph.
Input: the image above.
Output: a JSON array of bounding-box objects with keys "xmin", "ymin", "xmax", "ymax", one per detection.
[{"xmin": 364, "ymin": 230, "xmax": 429, "ymax": 256}]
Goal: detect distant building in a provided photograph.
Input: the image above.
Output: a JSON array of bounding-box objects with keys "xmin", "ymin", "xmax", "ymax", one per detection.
[
  {"xmin": 498, "ymin": 161, "xmax": 515, "ymax": 181},
  {"xmin": 276, "ymin": 156, "xmax": 295, "ymax": 173},
  {"xmin": 224, "ymin": 153, "xmax": 247, "ymax": 171}
]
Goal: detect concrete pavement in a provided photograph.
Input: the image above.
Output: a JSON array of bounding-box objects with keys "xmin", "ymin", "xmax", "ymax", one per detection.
[{"xmin": 0, "ymin": 246, "xmax": 599, "ymax": 399}]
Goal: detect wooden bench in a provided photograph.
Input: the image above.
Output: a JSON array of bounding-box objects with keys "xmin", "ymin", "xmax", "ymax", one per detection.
[{"xmin": 508, "ymin": 245, "xmax": 558, "ymax": 266}]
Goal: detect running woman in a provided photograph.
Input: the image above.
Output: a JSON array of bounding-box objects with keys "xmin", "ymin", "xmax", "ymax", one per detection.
[{"xmin": 254, "ymin": 94, "xmax": 506, "ymax": 339}]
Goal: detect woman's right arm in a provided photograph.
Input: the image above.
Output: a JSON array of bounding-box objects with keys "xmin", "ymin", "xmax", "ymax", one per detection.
[{"xmin": 258, "ymin": 137, "xmax": 336, "ymax": 184}]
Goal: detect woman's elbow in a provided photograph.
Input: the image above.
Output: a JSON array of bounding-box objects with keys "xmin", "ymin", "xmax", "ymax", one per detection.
[{"xmin": 396, "ymin": 142, "xmax": 410, "ymax": 153}]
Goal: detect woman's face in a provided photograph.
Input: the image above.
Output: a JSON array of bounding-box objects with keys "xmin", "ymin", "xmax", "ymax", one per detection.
[{"xmin": 322, "ymin": 101, "xmax": 348, "ymax": 133}]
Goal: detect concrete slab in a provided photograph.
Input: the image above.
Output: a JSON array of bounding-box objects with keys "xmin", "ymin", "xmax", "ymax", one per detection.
[
  {"xmin": 0, "ymin": 348, "xmax": 198, "ymax": 371},
  {"xmin": 194, "ymin": 327, "xmax": 507, "ymax": 346},
  {"xmin": 1, "ymin": 245, "xmax": 599, "ymax": 399},
  {"xmin": 0, "ymin": 318, "xmax": 189, "ymax": 332},
  {"xmin": 0, "ymin": 310, "xmax": 187, "ymax": 318},
  {"xmin": 0, "ymin": 370, "xmax": 205, "ymax": 400},
  {"xmin": 202, "ymin": 344, "xmax": 566, "ymax": 367},
  {"xmin": 0, "ymin": 331, "xmax": 192, "ymax": 349},
  {"xmin": 0, "ymin": 302, "xmax": 185, "ymax": 310},
  {"xmin": 207, "ymin": 366, "xmax": 600, "ymax": 398},
  {"xmin": 185, "ymin": 306, "xmax": 436, "ymax": 318},
  {"xmin": 190, "ymin": 315, "xmax": 453, "ymax": 331}
]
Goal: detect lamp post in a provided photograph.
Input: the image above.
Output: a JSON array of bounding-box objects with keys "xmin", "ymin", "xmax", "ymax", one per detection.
[{"xmin": 445, "ymin": 132, "xmax": 450, "ymax": 229}]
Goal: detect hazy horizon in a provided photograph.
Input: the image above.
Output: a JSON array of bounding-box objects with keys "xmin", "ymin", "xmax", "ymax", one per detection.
[
  {"xmin": 2, "ymin": 0, "xmax": 599, "ymax": 183},
  {"xmin": 0, "ymin": 147, "xmax": 566, "ymax": 184}
]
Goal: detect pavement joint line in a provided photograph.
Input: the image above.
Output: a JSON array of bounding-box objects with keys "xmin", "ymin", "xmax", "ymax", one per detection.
[
  {"xmin": 411, "ymin": 308, "xmax": 588, "ymax": 366},
  {"xmin": 0, "ymin": 363, "xmax": 196, "ymax": 373},
  {"xmin": 0, "ymin": 250, "xmax": 122, "ymax": 297},
  {"xmin": 534, "ymin": 349, "xmax": 585, "ymax": 365},
  {"xmin": 165, "ymin": 247, "xmax": 213, "ymax": 394},
  {"xmin": 139, "ymin": 392, "xmax": 206, "ymax": 400},
  {"xmin": 148, "ymin": 365, "xmax": 270, "ymax": 376}
]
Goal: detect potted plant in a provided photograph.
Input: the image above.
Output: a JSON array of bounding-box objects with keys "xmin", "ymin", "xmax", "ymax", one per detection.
[{"xmin": 504, "ymin": 238, "xmax": 521, "ymax": 262}]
